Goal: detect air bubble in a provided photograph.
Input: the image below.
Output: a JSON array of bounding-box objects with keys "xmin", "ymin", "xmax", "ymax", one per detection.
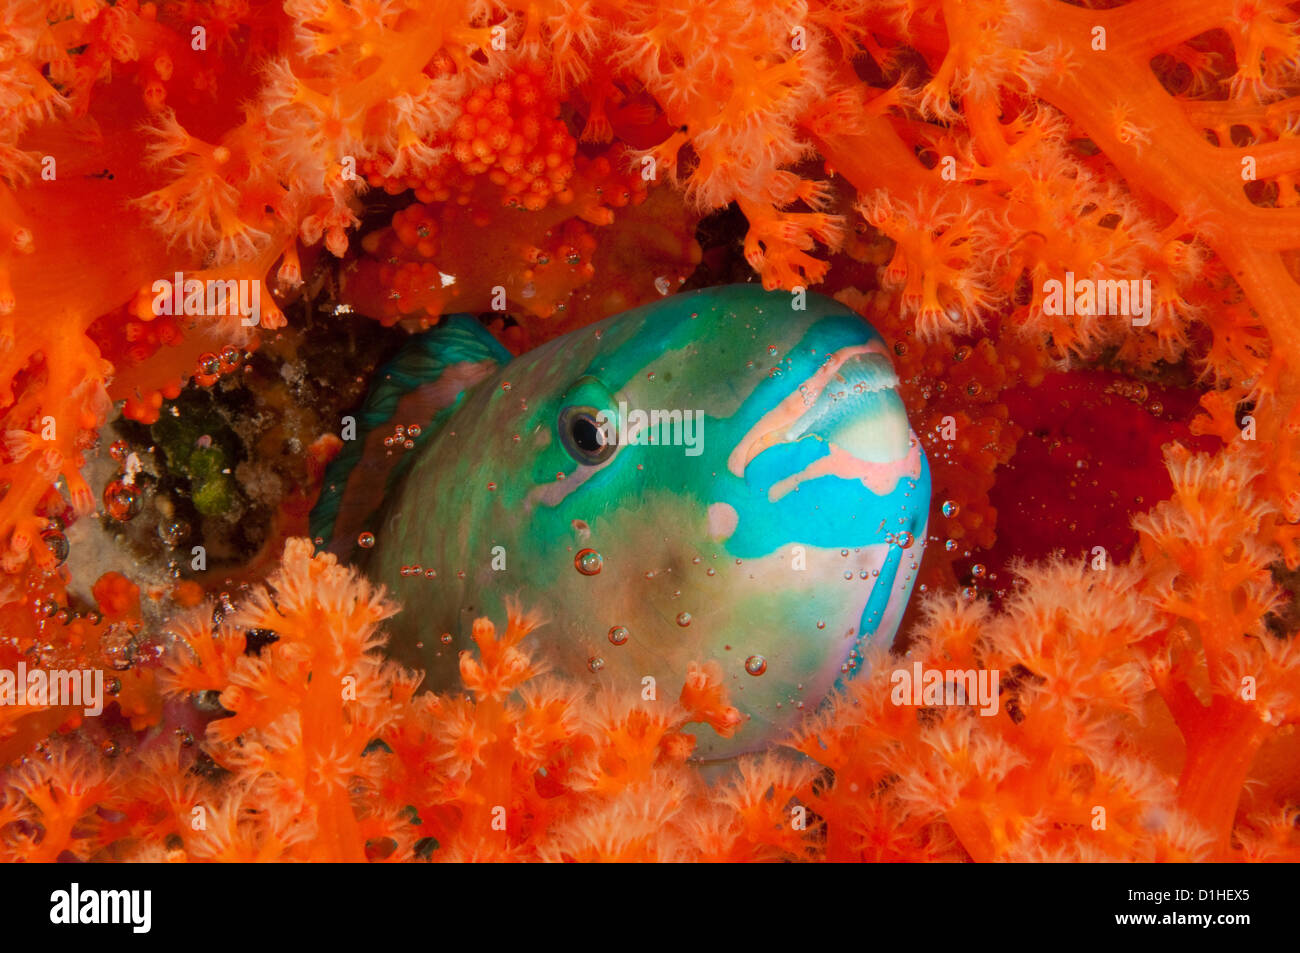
[
  {"xmin": 103, "ymin": 480, "xmax": 141, "ymax": 521},
  {"xmin": 157, "ymin": 519, "xmax": 189, "ymax": 548},
  {"xmin": 41, "ymin": 530, "xmax": 69, "ymax": 566}
]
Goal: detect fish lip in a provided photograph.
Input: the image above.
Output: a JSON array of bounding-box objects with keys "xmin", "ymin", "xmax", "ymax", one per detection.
[{"xmin": 727, "ymin": 342, "xmax": 898, "ymax": 479}]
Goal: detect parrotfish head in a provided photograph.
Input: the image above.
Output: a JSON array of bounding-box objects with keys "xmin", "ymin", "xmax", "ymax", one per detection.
[{"xmin": 315, "ymin": 284, "xmax": 930, "ymax": 760}]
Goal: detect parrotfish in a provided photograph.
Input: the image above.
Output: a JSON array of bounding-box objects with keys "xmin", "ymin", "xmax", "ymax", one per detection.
[{"xmin": 312, "ymin": 285, "xmax": 929, "ymax": 760}]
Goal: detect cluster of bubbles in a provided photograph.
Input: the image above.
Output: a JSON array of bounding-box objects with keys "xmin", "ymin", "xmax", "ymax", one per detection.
[
  {"xmin": 1106, "ymin": 378, "xmax": 1164, "ymax": 416},
  {"xmin": 102, "ymin": 439, "xmax": 146, "ymax": 523},
  {"xmin": 568, "ymin": 549, "xmax": 757, "ymax": 671},
  {"xmin": 32, "ymin": 594, "xmax": 156, "ymax": 679},
  {"xmin": 36, "ymin": 597, "xmax": 102, "ymax": 629},
  {"xmin": 843, "ymin": 569, "xmax": 880, "ymax": 581},
  {"xmin": 382, "ymin": 423, "xmax": 422, "ymax": 451},
  {"xmin": 399, "ymin": 564, "xmax": 438, "ymax": 578},
  {"xmin": 209, "ymin": 589, "xmax": 243, "ymax": 627},
  {"xmin": 195, "ymin": 345, "xmax": 245, "ymax": 384}
]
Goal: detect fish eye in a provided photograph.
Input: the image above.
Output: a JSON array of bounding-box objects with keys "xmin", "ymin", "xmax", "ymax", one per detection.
[{"xmin": 558, "ymin": 405, "xmax": 615, "ymax": 465}]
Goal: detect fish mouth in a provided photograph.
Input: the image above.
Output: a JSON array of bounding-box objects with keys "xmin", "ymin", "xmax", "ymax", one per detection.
[{"xmin": 727, "ymin": 342, "xmax": 921, "ymax": 501}]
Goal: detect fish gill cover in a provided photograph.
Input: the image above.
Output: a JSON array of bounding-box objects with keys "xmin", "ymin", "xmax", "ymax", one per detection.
[{"xmin": 0, "ymin": 0, "xmax": 1293, "ymax": 865}]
